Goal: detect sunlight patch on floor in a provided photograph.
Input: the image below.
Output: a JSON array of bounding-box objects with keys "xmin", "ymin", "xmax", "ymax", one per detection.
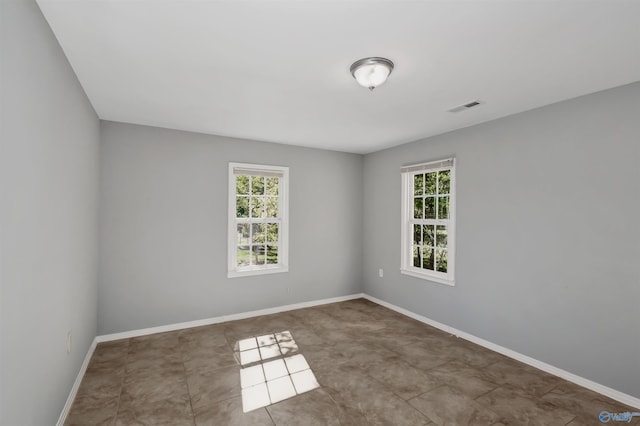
[{"xmin": 235, "ymin": 331, "xmax": 320, "ymax": 412}]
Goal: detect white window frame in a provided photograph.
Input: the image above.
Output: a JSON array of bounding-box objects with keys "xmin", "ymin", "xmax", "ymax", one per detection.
[
  {"xmin": 400, "ymin": 158, "xmax": 456, "ymax": 286},
  {"xmin": 228, "ymin": 162, "xmax": 289, "ymax": 278}
]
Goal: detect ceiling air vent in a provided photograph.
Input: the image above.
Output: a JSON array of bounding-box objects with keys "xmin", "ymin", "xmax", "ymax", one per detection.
[{"xmin": 447, "ymin": 100, "xmax": 482, "ymax": 113}]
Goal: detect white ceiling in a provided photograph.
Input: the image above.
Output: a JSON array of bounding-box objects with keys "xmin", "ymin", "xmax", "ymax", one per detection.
[{"xmin": 37, "ymin": 0, "xmax": 640, "ymax": 154}]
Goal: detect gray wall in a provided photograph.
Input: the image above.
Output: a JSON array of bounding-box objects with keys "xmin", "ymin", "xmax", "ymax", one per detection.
[
  {"xmin": 1, "ymin": 4, "xmax": 636, "ymax": 421},
  {"xmin": 0, "ymin": 0, "xmax": 100, "ymax": 424},
  {"xmin": 363, "ymin": 82, "xmax": 640, "ymax": 398},
  {"xmin": 98, "ymin": 122, "xmax": 363, "ymax": 334}
]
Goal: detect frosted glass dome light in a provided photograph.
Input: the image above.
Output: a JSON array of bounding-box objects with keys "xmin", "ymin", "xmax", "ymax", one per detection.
[{"xmin": 350, "ymin": 57, "xmax": 394, "ymax": 91}]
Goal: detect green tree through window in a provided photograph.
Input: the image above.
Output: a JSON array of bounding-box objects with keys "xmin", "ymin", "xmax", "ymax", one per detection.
[{"xmin": 229, "ymin": 163, "xmax": 289, "ymax": 278}]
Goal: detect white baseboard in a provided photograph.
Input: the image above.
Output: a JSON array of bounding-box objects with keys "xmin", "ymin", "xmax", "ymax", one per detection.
[
  {"xmin": 56, "ymin": 337, "xmax": 98, "ymax": 426},
  {"xmin": 96, "ymin": 293, "xmax": 365, "ymax": 343},
  {"xmin": 61, "ymin": 290, "xmax": 638, "ymax": 426},
  {"xmin": 58, "ymin": 293, "xmax": 362, "ymax": 424},
  {"xmin": 363, "ymin": 294, "xmax": 640, "ymax": 409}
]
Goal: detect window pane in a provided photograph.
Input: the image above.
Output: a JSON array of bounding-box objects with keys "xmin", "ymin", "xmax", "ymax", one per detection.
[
  {"xmin": 436, "ymin": 249, "xmax": 448, "ymax": 273},
  {"xmin": 266, "ymin": 177, "xmax": 279, "ymax": 195},
  {"xmin": 236, "ymin": 175, "xmax": 249, "ymax": 195},
  {"xmin": 423, "ymin": 224, "xmax": 434, "ymax": 246},
  {"xmin": 414, "ymin": 197, "xmax": 423, "ymax": 219},
  {"xmin": 237, "ymin": 224, "xmax": 250, "ymax": 245},
  {"xmin": 422, "ymin": 247, "xmax": 434, "ymax": 270},
  {"xmin": 438, "ymin": 170, "xmax": 450, "ymax": 194},
  {"xmin": 252, "ymin": 224, "xmax": 265, "ymax": 243},
  {"xmin": 413, "ymin": 245, "xmax": 421, "ymax": 267},
  {"xmin": 436, "ymin": 225, "xmax": 447, "ymax": 248},
  {"xmin": 251, "ymin": 196, "xmax": 265, "ymax": 218},
  {"xmin": 425, "ymin": 172, "xmax": 437, "ymax": 195},
  {"xmin": 236, "ymin": 196, "xmax": 249, "ymax": 218},
  {"xmin": 414, "ymin": 174, "xmax": 424, "ymax": 196},
  {"xmin": 237, "ymin": 246, "xmax": 250, "ymax": 267},
  {"xmin": 413, "ymin": 224, "xmax": 421, "ymax": 245},
  {"xmin": 266, "ymin": 197, "xmax": 278, "ymax": 218},
  {"xmin": 251, "ymin": 176, "xmax": 265, "ymax": 195},
  {"xmin": 267, "ymin": 245, "xmax": 278, "ymax": 264},
  {"xmin": 425, "ymin": 197, "xmax": 436, "ymax": 219},
  {"xmin": 402, "ymin": 163, "xmax": 454, "ymax": 278},
  {"xmin": 252, "ymin": 246, "xmax": 266, "ymax": 265},
  {"xmin": 267, "ymin": 223, "xmax": 279, "ymax": 243},
  {"xmin": 438, "ymin": 196, "xmax": 449, "ymax": 219},
  {"xmin": 229, "ymin": 164, "xmax": 288, "ymax": 275}
]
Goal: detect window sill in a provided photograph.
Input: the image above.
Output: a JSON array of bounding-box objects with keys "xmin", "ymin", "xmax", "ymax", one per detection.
[
  {"xmin": 400, "ymin": 268, "xmax": 455, "ymax": 286},
  {"xmin": 228, "ymin": 266, "xmax": 289, "ymax": 279}
]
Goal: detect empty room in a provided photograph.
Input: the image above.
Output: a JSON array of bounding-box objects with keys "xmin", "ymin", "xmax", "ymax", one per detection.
[{"xmin": 2, "ymin": 0, "xmax": 639, "ymax": 425}]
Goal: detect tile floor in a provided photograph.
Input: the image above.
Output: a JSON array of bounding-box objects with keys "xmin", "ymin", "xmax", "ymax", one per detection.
[{"xmin": 65, "ymin": 298, "xmax": 638, "ymax": 425}]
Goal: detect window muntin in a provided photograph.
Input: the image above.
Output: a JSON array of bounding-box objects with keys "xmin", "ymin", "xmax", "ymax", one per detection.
[
  {"xmin": 229, "ymin": 163, "xmax": 288, "ymax": 278},
  {"xmin": 401, "ymin": 159, "xmax": 455, "ymax": 285}
]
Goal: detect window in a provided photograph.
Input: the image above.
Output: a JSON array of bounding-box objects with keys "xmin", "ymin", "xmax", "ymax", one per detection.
[
  {"xmin": 401, "ymin": 158, "xmax": 456, "ymax": 285},
  {"xmin": 228, "ymin": 163, "xmax": 289, "ymax": 278}
]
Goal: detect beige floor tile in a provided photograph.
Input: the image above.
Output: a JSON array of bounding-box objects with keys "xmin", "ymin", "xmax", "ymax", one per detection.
[
  {"xmin": 388, "ymin": 340, "xmax": 453, "ymax": 370},
  {"xmin": 195, "ymin": 397, "xmax": 273, "ymax": 426},
  {"xmin": 65, "ymin": 299, "xmax": 635, "ymax": 426},
  {"xmin": 541, "ymin": 382, "xmax": 640, "ymax": 425},
  {"xmin": 267, "ymin": 389, "xmax": 341, "ymax": 426},
  {"xmin": 116, "ymin": 373, "xmax": 193, "ymax": 425},
  {"xmin": 87, "ymin": 340, "xmax": 129, "ymax": 373},
  {"xmin": 182, "ymin": 344, "xmax": 238, "ymax": 375},
  {"xmin": 475, "ymin": 385, "xmax": 575, "ymax": 426},
  {"xmin": 65, "ymin": 394, "xmax": 119, "ymax": 426},
  {"xmin": 481, "ymin": 357, "xmax": 562, "ymax": 397},
  {"xmin": 128, "ymin": 331, "xmax": 181, "ymax": 354},
  {"xmin": 121, "ymin": 370, "xmax": 187, "ymax": 402},
  {"xmin": 444, "ymin": 340, "xmax": 508, "ymax": 368},
  {"xmin": 409, "ymin": 385, "xmax": 500, "ymax": 425},
  {"xmin": 425, "ymin": 360, "xmax": 499, "ymax": 398},
  {"xmin": 321, "ymin": 367, "xmax": 431, "ymax": 426},
  {"xmin": 75, "ymin": 369, "xmax": 124, "ymax": 400},
  {"xmin": 363, "ymin": 357, "xmax": 443, "ymax": 400},
  {"xmin": 179, "ymin": 324, "xmax": 229, "ymax": 351},
  {"xmin": 186, "ymin": 364, "xmax": 242, "ymax": 416}
]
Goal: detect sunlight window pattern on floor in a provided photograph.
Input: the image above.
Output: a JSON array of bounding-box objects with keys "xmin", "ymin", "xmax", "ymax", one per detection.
[{"xmin": 235, "ymin": 331, "xmax": 319, "ymax": 412}]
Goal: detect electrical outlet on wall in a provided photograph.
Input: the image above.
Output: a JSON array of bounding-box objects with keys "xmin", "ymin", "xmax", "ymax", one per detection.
[
  {"xmin": 379, "ymin": 268, "xmax": 384, "ymax": 278},
  {"xmin": 67, "ymin": 331, "xmax": 72, "ymax": 354}
]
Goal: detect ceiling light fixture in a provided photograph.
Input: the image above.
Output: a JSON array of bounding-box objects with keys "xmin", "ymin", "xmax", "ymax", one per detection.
[{"xmin": 350, "ymin": 57, "xmax": 394, "ymax": 91}]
